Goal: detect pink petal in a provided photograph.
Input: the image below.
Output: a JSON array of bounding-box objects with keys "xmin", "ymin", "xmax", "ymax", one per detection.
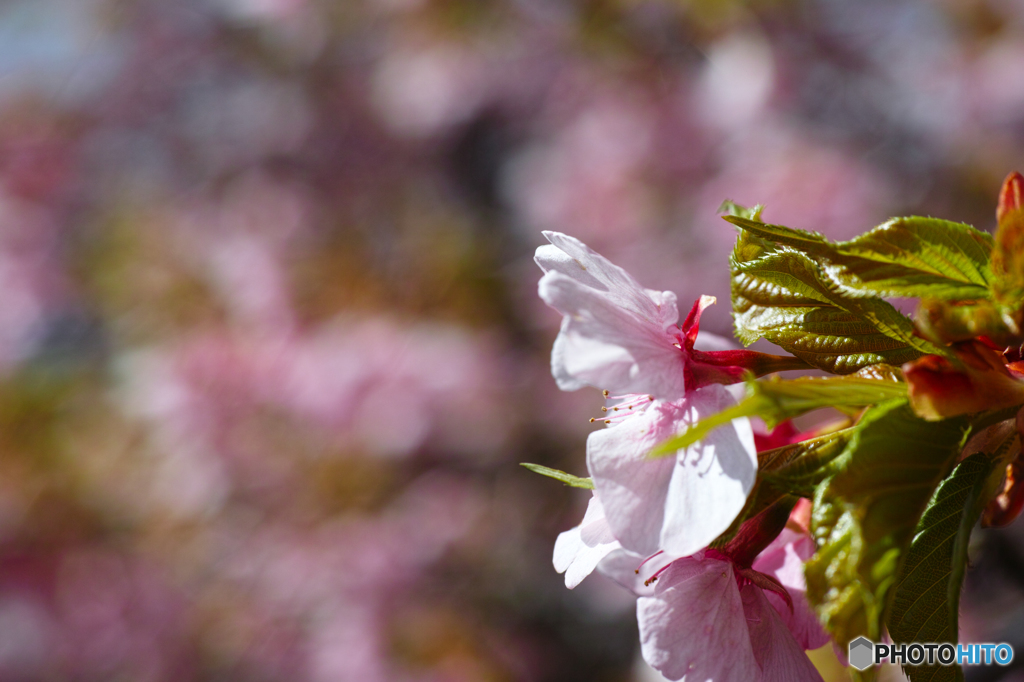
[
  {"xmin": 637, "ymin": 558, "xmax": 759, "ymax": 681},
  {"xmin": 742, "ymin": 584, "xmax": 824, "ymax": 682},
  {"xmin": 752, "ymin": 528, "xmax": 815, "ymax": 591},
  {"xmin": 763, "ymin": 587, "xmax": 831, "ymax": 652},
  {"xmin": 534, "ymin": 243, "xmax": 610, "ymax": 291},
  {"xmin": 753, "ymin": 529, "xmax": 830, "ymax": 650}
]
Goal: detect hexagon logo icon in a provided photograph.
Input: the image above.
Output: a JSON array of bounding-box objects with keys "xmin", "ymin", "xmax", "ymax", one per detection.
[{"xmin": 849, "ymin": 636, "xmax": 875, "ymax": 671}]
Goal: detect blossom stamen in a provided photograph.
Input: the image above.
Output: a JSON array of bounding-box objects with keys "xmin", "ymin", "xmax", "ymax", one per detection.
[
  {"xmin": 635, "ymin": 551, "xmax": 672, "ymax": 586},
  {"xmin": 635, "ymin": 550, "xmax": 665, "ymax": 574},
  {"xmin": 644, "ymin": 562, "xmax": 673, "ymax": 587},
  {"xmin": 590, "ymin": 393, "xmax": 655, "ymax": 424}
]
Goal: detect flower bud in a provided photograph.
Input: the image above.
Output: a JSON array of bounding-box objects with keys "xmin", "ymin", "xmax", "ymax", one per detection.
[
  {"xmin": 982, "ymin": 456, "xmax": 1024, "ymax": 528},
  {"xmin": 719, "ymin": 498, "xmax": 795, "ymax": 569},
  {"xmin": 903, "ymin": 341, "xmax": 1024, "ymax": 420},
  {"xmin": 997, "ymin": 171, "xmax": 1024, "ymax": 225}
]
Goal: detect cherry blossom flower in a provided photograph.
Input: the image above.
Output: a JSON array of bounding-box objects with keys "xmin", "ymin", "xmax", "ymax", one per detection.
[
  {"xmin": 534, "ymin": 230, "xmax": 806, "ymax": 397},
  {"xmin": 553, "ymin": 494, "xmax": 828, "ymax": 681},
  {"xmin": 600, "ymin": 500, "xmax": 828, "ymax": 682},
  {"xmin": 536, "ymin": 231, "xmax": 760, "ymax": 557},
  {"xmin": 630, "ymin": 550, "xmax": 823, "ymax": 681},
  {"xmin": 535, "ymin": 231, "xmax": 729, "ymax": 399}
]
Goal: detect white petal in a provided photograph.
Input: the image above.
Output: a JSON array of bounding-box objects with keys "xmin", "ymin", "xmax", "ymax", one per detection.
[
  {"xmin": 553, "ymin": 495, "xmax": 621, "ymax": 589},
  {"xmin": 537, "ymin": 232, "xmax": 666, "ymax": 322},
  {"xmin": 553, "ymin": 526, "xmax": 584, "ymax": 573},
  {"xmin": 539, "ymin": 270, "xmax": 685, "ymax": 398},
  {"xmin": 550, "ymin": 318, "xmax": 587, "ymax": 391},
  {"xmin": 579, "ymin": 499, "xmax": 619, "ymax": 547},
  {"xmin": 588, "ymin": 386, "xmax": 757, "ymax": 558},
  {"xmin": 637, "ymin": 558, "xmax": 759, "ymax": 681},
  {"xmin": 596, "ymin": 548, "xmax": 657, "ymax": 597},
  {"xmin": 534, "ymin": 243, "xmax": 607, "ymax": 290},
  {"xmin": 742, "ymin": 585, "xmax": 824, "ymax": 682},
  {"xmin": 534, "ymin": 232, "xmax": 685, "ymax": 398},
  {"xmin": 587, "ymin": 403, "xmax": 679, "ymax": 555},
  {"xmin": 554, "ymin": 529, "xmax": 618, "ymax": 589},
  {"xmin": 659, "ymin": 384, "xmax": 757, "ymax": 557}
]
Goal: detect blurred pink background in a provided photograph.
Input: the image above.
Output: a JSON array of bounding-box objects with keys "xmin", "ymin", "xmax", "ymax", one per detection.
[{"xmin": 0, "ymin": 1, "xmax": 1022, "ymax": 680}]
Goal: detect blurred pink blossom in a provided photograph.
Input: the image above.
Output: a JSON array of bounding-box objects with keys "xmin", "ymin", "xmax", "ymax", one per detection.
[
  {"xmin": 0, "ymin": 548, "xmax": 193, "ymax": 680},
  {"xmin": 119, "ymin": 315, "xmax": 510, "ymax": 497},
  {"xmin": 371, "ymin": 41, "xmax": 488, "ymax": 138},
  {"xmin": 505, "ymin": 94, "xmax": 655, "ymax": 245},
  {"xmin": 282, "ymin": 316, "xmax": 510, "ymax": 458},
  {"xmin": 700, "ymin": 127, "xmax": 893, "ymax": 244},
  {"xmin": 211, "ymin": 474, "xmax": 485, "ymax": 680},
  {"xmin": 0, "ymin": 194, "xmax": 69, "ymax": 370}
]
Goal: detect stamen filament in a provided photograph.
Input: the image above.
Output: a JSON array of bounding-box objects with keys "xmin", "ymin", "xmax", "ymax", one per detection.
[{"xmin": 589, "ymin": 392, "xmax": 655, "ymax": 424}]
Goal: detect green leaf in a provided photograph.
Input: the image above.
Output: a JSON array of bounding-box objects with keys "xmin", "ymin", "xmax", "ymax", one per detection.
[
  {"xmin": 731, "ymin": 244, "xmax": 949, "ymax": 374},
  {"xmin": 710, "ymin": 430, "xmax": 855, "ymax": 547},
  {"xmin": 887, "ymin": 453, "xmax": 997, "ymax": 682},
  {"xmin": 851, "ymin": 363, "xmax": 905, "ymax": 382},
  {"xmin": 719, "ymin": 199, "xmax": 764, "ymax": 222},
  {"xmin": 520, "ymin": 463, "xmax": 594, "ymax": 489},
  {"xmin": 759, "ymin": 428, "xmax": 857, "ymax": 495},
  {"xmin": 804, "ymin": 401, "xmax": 971, "ymax": 648},
  {"xmin": 650, "ymin": 375, "xmax": 906, "ymax": 457},
  {"xmin": 724, "ymin": 214, "xmax": 994, "ymax": 300}
]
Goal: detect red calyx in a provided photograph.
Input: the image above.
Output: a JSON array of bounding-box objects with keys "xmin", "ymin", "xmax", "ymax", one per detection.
[{"xmin": 679, "ymin": 297, "xmax": 809, "ymax": 390}]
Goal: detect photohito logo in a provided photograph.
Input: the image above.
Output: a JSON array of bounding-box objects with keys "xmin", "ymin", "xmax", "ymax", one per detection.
[{"xmin": 848, "ymin": 637, "xmax": 1014, "ymax": 671}]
